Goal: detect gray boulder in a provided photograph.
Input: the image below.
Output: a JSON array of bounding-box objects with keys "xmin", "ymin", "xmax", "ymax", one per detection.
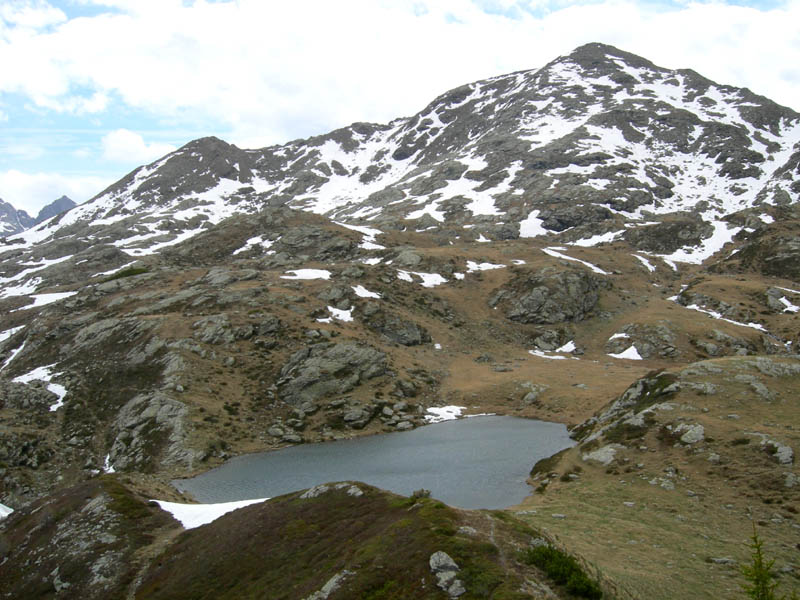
[{"xmin": 429, "ymin": 551, "xmax": 465, "ymax": 598}]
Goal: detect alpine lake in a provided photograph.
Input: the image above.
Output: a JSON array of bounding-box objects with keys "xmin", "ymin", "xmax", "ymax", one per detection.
[{"xmin": 174, "ymin": 415, "xmax": 575, "ymax": 509}]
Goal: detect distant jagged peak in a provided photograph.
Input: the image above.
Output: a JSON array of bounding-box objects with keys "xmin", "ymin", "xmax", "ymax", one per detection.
[
  {"xmin": 0, "ymin": 197, "xmax": 35, "ymax": 237},
  {"xmin": 35, "ymin": 195, "xmax": 76, "ymax": 225}
]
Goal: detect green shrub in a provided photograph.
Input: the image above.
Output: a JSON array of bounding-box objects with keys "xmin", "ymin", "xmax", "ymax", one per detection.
[{"xmin": 521, "ymin": 545, "xmax": 602, "ymax": 599}]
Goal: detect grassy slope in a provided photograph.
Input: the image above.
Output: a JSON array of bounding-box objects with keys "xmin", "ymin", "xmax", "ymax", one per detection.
[{"xmin": 512, "ymin": 357, "xmax": 800, "ymax": 599}]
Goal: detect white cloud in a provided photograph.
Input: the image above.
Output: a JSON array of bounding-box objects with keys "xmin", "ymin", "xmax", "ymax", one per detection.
[
  {"xmin": 0, "ymin": 0, "xmax": 798, "ymax": 154},
  {"xmin": 0, "ymin": 169, "xmax": 112, "ymax": 214},
  {"xmin": 101, "ymin": 128, "xmax": 176, "ymax": 163},
  {"xmin": 0, "ymin": 1, "xmax": 66, "ymax": 29}
]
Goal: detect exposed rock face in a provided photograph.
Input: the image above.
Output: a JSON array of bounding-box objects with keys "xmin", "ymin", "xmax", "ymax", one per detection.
[
  {"xmin": 672, "ymin": 423, "xmax": 705, "ymax": 444},
  {"xmin": 582, "ymin": 444, "xmax": 623, "ymax": 466},
  {"xmin": 0, "ymin": 431, "xmax": 55, "ymax": 471},
  {"xmin": 277, "ymin": 342, "xmax": 387, "ymax": 406},
  {"xmin": 61, "ymin": 317, "xmax": 161, "ymax": 358},
  {"xmin": 302, "ymin": 569, "xmax": 355, "ymax": 600},
  {"xmin": 489, "ymin": 267, "xmax": 604, "ymax": 324},
  {"xmin": 692, "ymin": 328, "xmax": 757, "ymax": 357},
  {"xmin": 108, "ymin": 393, "xmax": 199, "ymax": 471}
]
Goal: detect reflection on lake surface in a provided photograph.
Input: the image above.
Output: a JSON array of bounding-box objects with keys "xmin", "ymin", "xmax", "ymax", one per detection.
[{"xmin": 174, "ymin": 415, "xmax": 574, "ymax": 509}]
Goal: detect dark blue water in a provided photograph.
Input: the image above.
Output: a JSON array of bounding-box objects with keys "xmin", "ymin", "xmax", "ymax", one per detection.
[{"xmin": 174, "ymin": 415, "xmax": 574, "ymax": 509}]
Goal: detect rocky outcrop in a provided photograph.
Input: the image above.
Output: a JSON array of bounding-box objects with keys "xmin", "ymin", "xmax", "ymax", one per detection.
[
  {"xmin": 0, "ymin": 381, "xmax": 58, "ymax": 411},
  {"xmin": 691, "ymin": 328, "xmax": 756, "ymax": 357},
  {"xmin": 60, "ymin": 317, "xmax": 161, "ymax": 358},
  {"xmin": 274, "ymin": 225, "xmax": 357, "ymax": 262},
  {"xmin": 489, "ymin": 267, "xmax": 604, "ymax": 324},
  {"xmin": 604, "ymin": 322, "xmax": 679, "ymax": 359},
  {"xmin": 0, "ymin": 431, "xmax": 55, "ymax": 471},
  {"xmin": 108, "ymin": 393, "xmax": 199, "ymax": 472},
  {"xmin": 624, "ymin": 219, "xmax": 714, "ymax": 254},
  {"xmin": 715, "ymin": 233, "xmax": 800, "ymax": 279},
  {"xmin": 192, "ymin": 314, "xmax": 255, "ymax": 345},
  {"xmin": 277, "ymin": 342, "xmax": 387, "ymax": 406},
  {"xmin": 538, "ymin": 204, "xmax": 615, "ymax": 233}
]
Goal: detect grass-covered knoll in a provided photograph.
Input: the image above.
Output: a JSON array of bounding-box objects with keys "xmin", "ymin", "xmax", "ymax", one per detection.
[{"xmin": 137, "ymin": 482, "xmax": 594, "ymax": 600}]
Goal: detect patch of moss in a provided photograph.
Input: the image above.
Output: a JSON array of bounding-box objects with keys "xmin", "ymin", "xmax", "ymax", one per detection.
[
  {"xmin": 102, "ymin": 266, "xmax": 148, "ymax": 282},
  {"xmin": 632, "ymin": 371, "xmax": 679, "ymax": 414},
  {"xmin": 101, "ymin": 474, "xmax": 152, "ymax": 522},
  {"xmin": 603, "ymin": 422, "xmax": 649, "ymax": 444}
]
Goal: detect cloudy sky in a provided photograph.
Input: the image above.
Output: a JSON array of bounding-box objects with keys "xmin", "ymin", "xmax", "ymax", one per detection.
[{"xmin": 1, "ymin": 0, "xmax": 799, "ymax": 214}]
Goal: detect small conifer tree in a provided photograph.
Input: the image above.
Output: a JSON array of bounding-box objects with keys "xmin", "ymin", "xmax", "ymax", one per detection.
[
  {"xmin": 741, "ymin": 522, "xmax": 778, "ymax": 600},
  {"xmin": 741, "ymin": 522, "xmax": 798, "ymax": 600}
]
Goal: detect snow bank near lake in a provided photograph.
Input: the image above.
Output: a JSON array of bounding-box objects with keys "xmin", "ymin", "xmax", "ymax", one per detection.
[
  {"xmin": 425, "ymin": 406, "xmax": 466, "ymax": 423},
  {"xmin": 154, "ymin": 498, "xmax": 268, "ymax": 530}
]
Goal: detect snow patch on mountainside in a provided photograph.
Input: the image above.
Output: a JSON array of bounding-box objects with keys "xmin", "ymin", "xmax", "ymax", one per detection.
[
  {"xmin": 13, "ymin": 364, "xmax": 68, "ymax": 411},
  {"xmin": 660, "ymin": 221, "xmax": 741, "ymax": 264}
]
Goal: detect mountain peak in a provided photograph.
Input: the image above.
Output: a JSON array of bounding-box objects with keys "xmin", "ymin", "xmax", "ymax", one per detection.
[{"xmin": 553, "ymin": 42, "xmax": 660, "ymax": 75}]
